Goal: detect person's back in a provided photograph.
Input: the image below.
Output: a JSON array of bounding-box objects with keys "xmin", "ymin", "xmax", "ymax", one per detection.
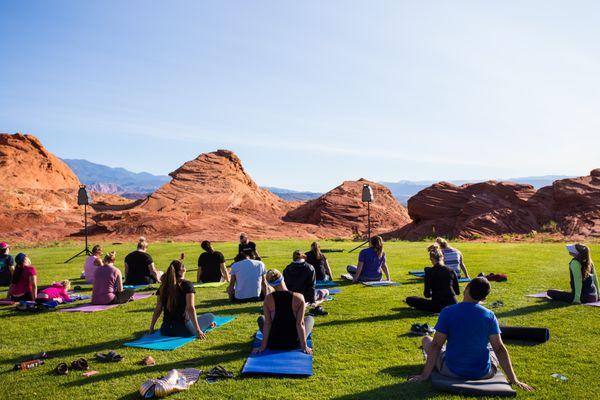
[
  {"xmin": 441, "ymin": 247, "xmax": 462, "ymax": 277},
  {"xmin": 160, "ymin": 279, "xmax": 195, "ymax": 336},
  {"xmin": 124, "ymin": 250, "xmax": 154, "ymax": 285},
  {"xmin": 306, "ymin": 250, "xmax": 328, "ymax": 281},
  {"xmin": 0, "ymin": 253, "xmax": 14, "ymax": 286},
  {"xmin": 92, "ymin": 265, "xmax": 119, "ymax": 305},
  {"xmin": 268, "ymin": 290, "xmax": 299, "ymax": 350},
  {"xmin": 283, "ymin": 261, "xmax": 315, "ymax": 303},
  {"xmin": 358, "ymin": 247, "xmax": 385, "ymax": 281},
  {"xmin": 198, "ymin": 251, "xmax": 225, "ymax": 282},
  {"xmin": 424, "ymin": 265, "xmax": 459, "ymax": 305},
  {"xmin": 570, "ymin": 259, "xmax": 597, "ymax": 300},
  {"xmin": 436, "ymin": 302, "xmax": 500, "ymax": 379},
  {"xmin": 84, "ymin": 255, "xmax": 98, "ymax": 284},
  {"xmin": 230, "ymin": 259, "xmax": 265, "ymax": 300}
]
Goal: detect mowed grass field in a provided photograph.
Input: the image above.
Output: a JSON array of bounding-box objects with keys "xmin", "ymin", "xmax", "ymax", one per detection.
[{"xmin": 1, "ymin": 240, "xmax": 599, "ymax": 399}]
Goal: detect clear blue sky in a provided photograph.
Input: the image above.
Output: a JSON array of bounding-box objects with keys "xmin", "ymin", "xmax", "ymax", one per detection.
[{"xmin": 1, "ymin": 1, "xmax": 599, "ymax": 192}]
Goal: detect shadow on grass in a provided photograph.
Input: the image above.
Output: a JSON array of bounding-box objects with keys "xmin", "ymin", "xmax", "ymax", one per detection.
[
  {"xmin": 494, "ymin": 300, "xmax": 570, "ymax": 319},
  {"xmin": 331, "ymin": 364, "xmax": 437, "ymax": 399},
  {"xmin": 1, "ymin": 331, "xmax": 148, "ymax": 365},
  {"xmin": 319, "ymin": 308, "xmax": 421, "ymax": 328},
  {"xmin": 61, "ymin": 340, "xmax": 250, "ymax": 388}
]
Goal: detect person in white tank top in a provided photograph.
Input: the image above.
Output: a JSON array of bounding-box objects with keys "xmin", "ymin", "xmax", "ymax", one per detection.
[{"xmin": 84, "ymin": 245, "xmax": 103, "ymax": 283}]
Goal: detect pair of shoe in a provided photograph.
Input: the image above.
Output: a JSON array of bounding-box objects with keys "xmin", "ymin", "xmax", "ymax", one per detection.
[
  {"xmin": 309, "ymin": 306, "xmax": 328, "ymax": 316},
  {"xmin": 206, "ymin": 365, "xmax": 233, "ymax": 383},
  {"xmin": 55, "ymin": 358, "xmax": 89, "ymax": 375},
  {"xmin": 410, "ymin": 323, "xmax": 435, "ymax": 336},
  {"xmin": 96, "ymin": 350, "xmax": 123, "ymax": 362}
]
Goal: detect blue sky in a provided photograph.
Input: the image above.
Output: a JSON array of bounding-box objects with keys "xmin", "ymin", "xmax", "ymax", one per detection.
[{"xmin": 1, "ymin": 1, "xmax": 599, "ymax": 192}]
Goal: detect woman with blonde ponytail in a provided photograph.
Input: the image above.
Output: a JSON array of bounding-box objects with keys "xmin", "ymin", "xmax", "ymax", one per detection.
[
  {"xmin": 124, "ymin": 237, "xmax": 163, "ymax": 285},
  {"xmin": 405, "ymin": 244, "xmax": 460, "ymax": 313},
  {"xmin": 92, "ymin": 251, "xmax": 135, "ymax": 305},
  {"xmin": 149, "ymin": 259, "xmax": 215, "ymax": 338}
]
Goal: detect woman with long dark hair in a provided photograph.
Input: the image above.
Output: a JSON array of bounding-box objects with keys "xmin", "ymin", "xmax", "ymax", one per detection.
[
  {"xmin": 347, "ymin": 236, "xmax": 391, "ymax": 282},
  {"xmin": 306, "ymin": 241, "xmax": 333, "ymax": 282},
  {"xmin": 548, "ymin": 244, "xmax": 599, "ymax": 304},
  {"xmin": 7, "ymin": 253, "xmax": 37, "ymax": 301},
  {"xmin": 406, "ymin": 244, "xmax": 459, "ymax": 313},
  {"xmin": 149, "ymin": 259, "xmax": 215, "ymax": 338}
]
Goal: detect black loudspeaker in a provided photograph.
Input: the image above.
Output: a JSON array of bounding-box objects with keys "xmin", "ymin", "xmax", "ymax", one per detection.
[
  {"xmin": 361, "ymin": 184, "xmax": 374, "ymax": 202},
  {"xmin": 77, "ymin": 185, "xmax": 92, "ymax": 205}
]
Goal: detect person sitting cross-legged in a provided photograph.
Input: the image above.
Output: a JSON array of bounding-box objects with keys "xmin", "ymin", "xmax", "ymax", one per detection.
[
  {"xmin": 253, "ymin": 269, "xmax": 313, "ymax": 355},
  {"xmin": 408, "ymin": 277, "xmax": 533, "ymax": 392},
  {"xmin": 283, "ymin": 250, "xmax": 329, "ymax": 316},
  {"xmin": 548, "ymin": 243, "xmax": 599, "ymax": 304},
  {"xmin": 406, "ymin": 244, "xmax": 459, "ymax": 313},
  {"xmin": 92, "ymin": 252, "xmax": 135, "ymax": 305},
  {"xmin": 228, "ymin": 249, "xmax": 267, "ymax": 303},
  {"xmin": 197, "ymin": 240, "xmax": 229, "ymax": 283},
  {"xmin": 347, "ymin": 236, "xmax": 391, "ymax": 283}
]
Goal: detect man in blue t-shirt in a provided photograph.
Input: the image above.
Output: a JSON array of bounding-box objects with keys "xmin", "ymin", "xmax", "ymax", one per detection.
[{"xmin": 409, "ymin": 277, "xmax": 533, "ymax": 392}]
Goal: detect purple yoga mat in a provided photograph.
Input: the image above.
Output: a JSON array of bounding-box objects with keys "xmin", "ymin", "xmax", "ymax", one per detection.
[
  {"xmin": 59, "ymin": 292, "xmax": 153, "ymax": 313},
  {"xmin": 583, "ymin": 301, "xmax": 600, "ymax": 307},
  {"xmin": 526, "ymin": 292, "xmax": 550, "ymax": 299}
]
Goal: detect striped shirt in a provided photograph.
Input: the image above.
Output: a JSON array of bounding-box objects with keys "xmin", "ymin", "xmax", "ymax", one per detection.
[{"xmin": 442, "ymin": 248, "xmax": 462, "ymax": 277}]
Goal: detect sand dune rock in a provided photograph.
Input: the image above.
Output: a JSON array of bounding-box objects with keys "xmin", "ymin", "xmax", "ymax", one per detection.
[{"xmin": 284, "ymin": 179, "xmax": 411, "ymax": 237}]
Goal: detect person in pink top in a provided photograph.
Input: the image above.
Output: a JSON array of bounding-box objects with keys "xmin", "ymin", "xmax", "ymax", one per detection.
[
  {"xmin": 37, "ymin": 280, "xmax": 72, "ymax": 303},
  {"xmin": 7, "ymin": 253, "xmax": 38, "ymax": 301},
  {"xmin": 83, "ymin": 245, "xmax": 103, "ymax": 284},
  {"xmin": 92, "ymin": 251, "xmax": 135, "ymax": 305}
]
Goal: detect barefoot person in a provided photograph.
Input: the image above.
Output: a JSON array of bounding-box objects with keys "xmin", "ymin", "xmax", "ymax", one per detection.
[
  {"xmin": 347, "ymin": 236, "xmax": 391, "ymax": 283},
  {"xmin": 435, "ymin": 237, "xmax": 470, "ymax": 279},
  {"xmin": 548, "ymin": 244, "xmax": 599, "ymax": 304},
  {"xmin": 197, "ymin": 241, "xmax": 229, "ymax": 283},
  {"xmin": 125, "ymin": 237, "xmax": 162, "ymax": 285},
  {"xmin": 284, "ymin": 250, "xmax": 329, "ymax": 316},
  {"xmin": 92, "ymin": 252, "xmax": 135, "ymax": 305},
  {"xmin": 228, "ymin": 249, "xmax": 267, "ymax": 303},
  {"xmin": 83, "ymin": 245, "xmax": 103, "ymax": 284},
  {"xmin": 7, "ymin": 253, "xmax": 37, "ymax": 301},
  {"xmin": 409, "ymin": 277, "xmax": 533, "ymax": 392},
  {"xmin": 150, "ymin": 259, "xmax": 215, "ymax": 338},
  {"xmin": 406, "ymin": 244, "xmax": 459, "ymax": 313},
  {"xmin": 306, "ymin": 242, "xmax": 333, "ymax": 282},
  {"xmin": 0, "ymin": 242, "xmax": 15, "ymax": 286},
  {"xmin": 253, "ymin": 269, "xmax": 313, "ymax": 355}
]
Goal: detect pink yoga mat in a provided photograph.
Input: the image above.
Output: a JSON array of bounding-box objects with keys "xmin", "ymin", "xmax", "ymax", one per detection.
[
  {"xmin": 583, "ymin": 301, "xmax": 600, "ymax": 307},
  {"xmin": 526, "ymin": 292, "xmax": 550, "ymax": 299},
  {"xmin": 59, "ymin": 292, "xmax": 153, "ymax": 313},
  {"xmin": 0, "ymin": 299, "xmax": 15, "ymax": 306}
]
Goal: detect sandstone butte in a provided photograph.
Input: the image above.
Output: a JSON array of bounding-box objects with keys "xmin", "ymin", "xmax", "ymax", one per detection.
[
  {"xmin": 1, "ymin": 132, "xmax": 598, "ymax": 243},
  {"xmin": 384, "ymin": 169, "xmax": 600, "ymax": 240}
]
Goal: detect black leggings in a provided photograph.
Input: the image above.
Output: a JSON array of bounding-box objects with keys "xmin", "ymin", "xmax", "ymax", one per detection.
[
  {"xmin": 11, "ymin": 292, "xmax": 33, "ymax": 302},
  {"xmin": 406, "ymin": 296, "xmax": 455, "ymax": 313},
  {"xmin": 547, "ymin": 289, "xmax": 598, "ymax": 304}
]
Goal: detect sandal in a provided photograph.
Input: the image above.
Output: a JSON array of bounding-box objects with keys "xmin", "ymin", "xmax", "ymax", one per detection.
[
  {"xmin": 55, "ymin": 362, "xmax": 69, "ymax": 375},
  {"xmin": 141, "ymin": 355, "xmax": 156, "ymax": 366},
  {"xmin": 206, "ymin": 365, "xmax": 234, "ymax": 383},
  {"xmin": 96, "ymin": 351, "xmax": 123, "ymax": 363},
  {"xmin": 71, "ymin": 358, "xmax": 89, "ymax": 371}
]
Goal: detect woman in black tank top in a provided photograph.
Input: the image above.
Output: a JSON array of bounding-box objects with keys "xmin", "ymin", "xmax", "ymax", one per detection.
[{"xmin": 254, "ymin": 269, "xmax": 314, "ymax": 354}]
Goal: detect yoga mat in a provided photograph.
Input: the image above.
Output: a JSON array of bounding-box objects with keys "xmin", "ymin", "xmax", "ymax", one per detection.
[
  {"xmin": 59, "ymin": 292, "xmax": 153, "ymax": 313},
  {"xmin": 194, "ymin": 282, "xmax": 227, "ymax": 288},
  {"xmin": 327, "ymin": 288, "xmax": 341, "ymax": 295},
  {"xmin": 315, "ymin": 280, "xmax": 338, "ymax": 288},
  {"xmin": 583, "ymin": 301, "xmax": 600, "ymax": 307},
  {"xmin": 362, "ymin": 281, "xmax": 400, "ymax": 287},
  {"xmin": 431, "ymin": 370, "xmax": 516, "ymax": 397},
  {"xmin": 123, "ymin": 284, "xmax": 153, "ymax": 290},
  {"xmin": 123, "ymin": 315, "xmax": 235, "ymax": 350},
  {"xmin": 501, "ymin": 326, "xmax": 550, "ymax": 343},
  {"xmin": 0, "ymin": 299, "xmax": 15, "ymax": 306},
  {"xmin": 242, "ymin": 330, "xmax": 313, "ymax": 376},
  {"xmin": 526, "ymin": 292, "xmax": 550, "ymax": 299}
]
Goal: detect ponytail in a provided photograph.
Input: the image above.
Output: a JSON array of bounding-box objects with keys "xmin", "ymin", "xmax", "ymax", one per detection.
[
  {"xmin": 428, "ymin": 244, "xmax": 445, "ymax": 267},
  {"xmin": 12, "ymin": 253, "xmax": 27, "ymax": 285},
  {"xmin": 159, "ymin": 260, "xmax": 184, "ymax": 313},
  {"xmin": 370, "ymin": 236, "xmax": 384, "ymax": 257},
  {"xmin": 311, "ymin": 242, "xmax": 322, "ymax": 260},
  {"xmin": 575, "ymin": 244, "xmax": 594, "ymax": 279}
]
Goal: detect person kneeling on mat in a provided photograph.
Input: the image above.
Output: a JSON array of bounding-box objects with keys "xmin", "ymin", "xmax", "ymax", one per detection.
[
  {"xmin": 149, "ymin": 259, "xmax": 215, "ymax": 339},
  {"xmin": 548, "ymin": 244, "xmax": 599, "ymax": 304},
  {"xmin": 253, "ymin": 269, "xmax": 313, "ymax": 355},
  {"xmin": 92, "ymin": 252, "xmax": 135, "ymax": 305},
  {"xmin": 409, "ymin": 277, "xmax": 533, "ymax": 392},
  {"xmin": 347, "ymin": 236, "xmax": 391, "ymax": 283},
  {"xmin": 406, "ymin": 244, "xmax": 459, "ymax": 313},
  {"xmin": 283, "ymin": 250, "xmax": 329, "ymax": 316}
]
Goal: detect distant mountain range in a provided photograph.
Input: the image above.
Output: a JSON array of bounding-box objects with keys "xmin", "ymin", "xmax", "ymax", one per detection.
[
  {"xmin": 63, "ymin": 159, "xmax": 573, "ymax": 204},
  {"xmin": 62, "ymin": 159, "xmax": 170, "ymax": 199}
]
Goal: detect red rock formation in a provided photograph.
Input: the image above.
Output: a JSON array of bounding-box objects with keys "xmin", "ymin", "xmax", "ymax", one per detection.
[
  {"xmin": 284, "ymin": 179, "xmax": 411, "ymax": 237},
  {"xmin": 387, "ymin": 170, "xmax": 600, "ymax": 240}
]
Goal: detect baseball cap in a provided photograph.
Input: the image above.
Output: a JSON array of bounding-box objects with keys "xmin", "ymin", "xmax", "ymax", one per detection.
[
  {"xmin": 0, "ymin": 242, "xmax": 8, "ymax": 250},
  {"xmin": 566, "ymin": 244, "xmax": 579, "ymax": 255}
]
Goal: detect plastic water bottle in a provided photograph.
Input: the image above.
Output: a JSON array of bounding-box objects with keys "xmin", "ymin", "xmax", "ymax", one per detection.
[{"xmin": 13, "ymin": 359, "xmax": 45, "ymax": 371}]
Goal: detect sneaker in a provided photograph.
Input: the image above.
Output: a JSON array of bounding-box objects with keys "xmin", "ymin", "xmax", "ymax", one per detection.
[{"xmin": 309, "ymin": 306, "xmax": 328, "ymax": 316}]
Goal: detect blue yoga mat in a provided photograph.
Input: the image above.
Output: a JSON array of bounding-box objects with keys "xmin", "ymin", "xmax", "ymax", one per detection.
[
  {"xmin": 123, "ymin": 315, "xmax": 235, "ymax": 350},
  {"xmin": 327, "ymin": 288, "xmax": 341, "ymax": 295},
  {"xmin": 242, "ymin": 330, "xmax": 313, "ymax": 376},
  {"xmin": 315, "ymin": 280, "xmax": 338, "ymax": 288},
  {"xmin": 123, "ymin": 284, "xmax": 152, "ymax": 290}
]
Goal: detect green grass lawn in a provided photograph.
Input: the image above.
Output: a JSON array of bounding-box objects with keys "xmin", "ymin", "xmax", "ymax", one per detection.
[{"xmin": 1, "ymin": 240, "xmax": 599, "ymax": 399}]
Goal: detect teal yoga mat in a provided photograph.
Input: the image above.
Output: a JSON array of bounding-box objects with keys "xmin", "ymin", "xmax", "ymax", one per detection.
[{"xmin": 123, "ymin": 315, "xmax": 235, "ymax": 350}]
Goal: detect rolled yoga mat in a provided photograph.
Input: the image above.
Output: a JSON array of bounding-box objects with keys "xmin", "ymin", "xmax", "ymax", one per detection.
[{"xmin": 500, "ymin": 326, "xmax": 550, "ymax": 343}]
